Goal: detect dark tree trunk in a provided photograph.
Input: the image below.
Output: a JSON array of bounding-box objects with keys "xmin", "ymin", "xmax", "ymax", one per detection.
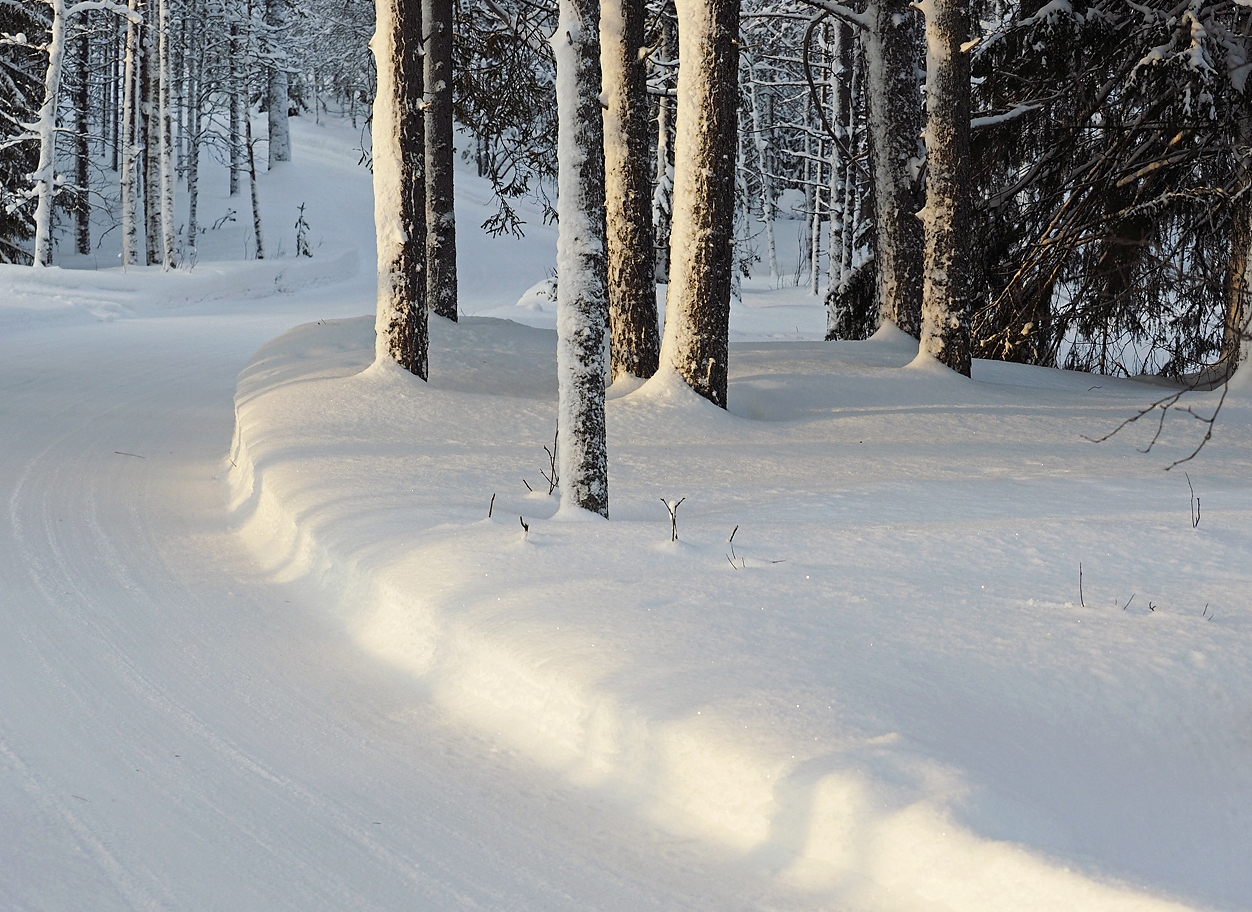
[
  {"xmin": 918, "ymin": 0, "xmax": 972, "ymax": 375},
  {"xmin": 863, "ymin": 0, "xmax": 923, "ymax": 337},
  {"xmin": 661, "ymin": 0, "xmax": 739, "ymax": 408},
  {"xmin": 424, "ymin": 0, "xmax": 458, "ymax": 321},
  {"xmin": 602, "ymin": 0, "xmax": 659, "ymax": 381},
  {"xmin": 74, "ymin": 28, "xmax": 90, "ymax": 255},
  {"xmin": 372, "ymin": 0, "xmax": 429, "ymax": 377}
]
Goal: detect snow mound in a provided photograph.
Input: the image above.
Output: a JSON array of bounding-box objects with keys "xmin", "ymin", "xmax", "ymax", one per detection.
[{"xmin": 230, "ymin": 315, "xmax": 1252, "ymax": 912}]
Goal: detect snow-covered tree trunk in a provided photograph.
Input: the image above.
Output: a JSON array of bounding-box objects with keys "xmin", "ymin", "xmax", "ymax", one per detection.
[
  {"xmin": 745, "ymin": 54, "xmax": 778, "ymax": 283},
  {"xmin": 827, "ymin": 19, "xmax": 853, "ymax": 298},
  {"xmin": 158, "ymin": 0, "xmax": 176, "ymax": 267},
  {"xmin": 142, "ymin": 15, "xmax": 161, "ymax": 265},
  {"xmin": 371, "ymin": 0, "xmax": 429, "ymax": 377},
  {"xmin": 31, "ymin": 0, "xmax": 71, "ymax": 266},
  {"xmin": 863, "ymin": 0, "xmax": 923, "ymax": 337},
  {"xmin": 265, "ymin": 0, "xmax": 290, "ymax": 167},
  {"xmin": 120, "ymin": 0, "xmax": 140, "ymax": 265},
  {"xmin": 660, "ymin": 0, "xmax": 738, "ymax": 408},
  {"xmin": 917, "ymin": 0, "xmax": 971, "ymax": 375},
  {"xmin": 601, "ymin": 0, "xmax": 659, "ymax": 381},
  {"xmin": 424, "ymin": 0, "xmax": 458, "ymax": 321},
  {"xmin": 552, "ymin": 0, "xmax": 610, "ymax": 517},
  {"xmin": 73, "ymin": 27, "xmax": 90, "ymax": 256}
]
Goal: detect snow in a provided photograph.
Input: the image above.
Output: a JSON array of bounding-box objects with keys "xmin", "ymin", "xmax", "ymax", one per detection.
[{"xmin": 4, "ymin": 113, "xmax": 1252, "ymax": 912}]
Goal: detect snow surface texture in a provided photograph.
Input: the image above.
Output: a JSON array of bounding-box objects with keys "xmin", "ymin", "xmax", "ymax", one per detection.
[
  {"xmin": 231, "ymin": 317, "xmax": 1252, "ymax": 911},
  {"xmin": 2, "ymin": 117, "xmax": 818, "ymax": 911},
  {"xmin": 6, "ymin": 112, "xmax": 1251, "ymax": 911}
]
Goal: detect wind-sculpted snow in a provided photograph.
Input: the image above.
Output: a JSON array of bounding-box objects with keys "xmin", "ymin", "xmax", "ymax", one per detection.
[{"xmin": 231, "ymin": 314, "xmax": 1252, "ymax": 912}]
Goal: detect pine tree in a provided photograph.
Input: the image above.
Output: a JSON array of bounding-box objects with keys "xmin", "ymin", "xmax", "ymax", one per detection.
[
  {"xmin": 660, "ymin": 0, "xmax": 739, "ymax": 407},
  {"xmin": 602, "ymin": 0, "xmax": 660, "ymax": 381}
]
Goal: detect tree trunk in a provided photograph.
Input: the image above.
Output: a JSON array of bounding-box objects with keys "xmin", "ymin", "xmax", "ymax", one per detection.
[
  {"xmin": 745, "ymin": 54, "xmax": 778, "ymax": 283},
  {"xmin": 120, "ymin": 0, "xmax": 140, "ymax": 265},
  {"xmin": 142, "ymin": 10, "xmax": 161, "ymax": 265},
  {"xmin": 159, "ymin": 0, "xmax": 177, "ymax": 267},
  {"xmin": 229, "ymin": 20, "xmax": 241, "ymax": 196},
  {"xmin": 552, "ymin": 0, "xmax": 610, "ymax": 517},
  {"xmin": 266, "ymin": 0, "xmax": 291, "ymax": 167},
  {"xmin": 651, "ymin": 8, "xmax": 675, "ymax": 284},
  {"xmin": 1223, "ymin": 108, "xmax": 1252, "ymax": 379},
  {"xmin": 601, "ymin": 0, "xmax": 659, "ymax": 381},
  {"xmin": 424, "ymin": 0, "xmax": 458, "ymax": 320},
  {"xmin": 918, "ymin": 0, "xmax": 972, "ymax": 375},
  {"xmin": 371, "ymin": 0, "xmax": 429, "ymax": 377},
  {"xmin": 863, "ymin": 0, "xmax": 923, "ymax": 337},
  {"xmin": 74, "ymin": 27, "xmax": 91, "ymax": 256},
  {"xmin": 186, "ymin": 0, "xmax": 201, "ymax": 259},
  {"xmin": 32, "ymin": 0, "xmax": 70, "ymax": 266},
  {"xmin": 660, "ymin": 0, "xmax": 739, "ymax": 408},
  {"xmin": 246, "ymin": 113, "xmax": 264, "ymax": 258}
]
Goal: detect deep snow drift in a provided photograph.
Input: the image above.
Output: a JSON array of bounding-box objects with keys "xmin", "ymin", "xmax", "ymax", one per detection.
[{"xmin": 4, "ymin": 112, "xmax": 1250, "ymax": 912}]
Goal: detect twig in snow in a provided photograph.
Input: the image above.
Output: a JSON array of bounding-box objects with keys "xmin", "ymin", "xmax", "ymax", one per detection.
[
  {"xmin": 1185, "ymin": 472, "xmax": 1200, "ymax": 528},
  {"xmin": 488, "ymin": 493, "xmax": 496, "ymax": 518},
  {"xmin": 1123, "ymin": 593, "xmax": 1135, "ymax": 610},
  {"xmin": 115, "ymin": 451, "xmax": 145, "ymax": 459},
  {"xmin": 1079, "ymin": 562, "xmax": 1085, "ymax": 607},
  {"xmin": 519, "ymin": 516, "xmax": 529, "ymax": 537},
  {"xmin": 661, "ymin": 497, "xmax": 686, "ymax": 542}
]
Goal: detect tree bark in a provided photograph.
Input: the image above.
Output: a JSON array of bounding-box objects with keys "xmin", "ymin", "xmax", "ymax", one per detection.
[
  {"xmin": 159, "ymin": 0, "xmax": 177, "ymax": 267},
  {"xmin": 229, "ymin": 19, "xmax": 241, "ymax": 195},
  {"xmin": 371, "ymin": 0, "xmax": 429, "ymax": 377},
  {"xmin": 651, "ymin": 6, "xmax": 675, "ymax": 284},
  {"xmin": 120, "ymin": 0, "xmax": 140, "ymax": 265},
  {"xmin": 424, "ymin": 0, "xmax": 458, "ymax": 320},
  {"xmin": 552, "ymin": 0, "xmax": 610, "ymax": 517},
  {"xmin": 265, "ymin": 0, "xmax": 291, "ymax": 167},
  {"xmin": 74, "ymin": 26, "xmax": 91, "ymax": 256},
  {"xmin": 660, "ymin": 0, "xmax": 739, "ymax": 408},
  {"xmin": 32, "ymin": 0, "xmax": 70, "ymax": 266},
  {"xmin": 142, "ymin": 8, "xmax": 161, "ymax": 265},
  {"xmin": 863, "ymin": 0, "xmax": 923, "ymax": 337},
  {"xmin": 601, "ymin": 0, "xmax": 659, "ymax": 381},
  {"xmin": 1223, "ymin": 107, "xmax": 1252, "ymax": 379},
  {"xmin": 918, "ymin": 0, "xmax": 972, "ymax": 375}
]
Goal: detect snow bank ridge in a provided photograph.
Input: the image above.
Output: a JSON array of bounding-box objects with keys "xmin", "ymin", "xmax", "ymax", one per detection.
[{"xmin": 228, "ymin": 317, "xmax": 1207, "ymax": 912}]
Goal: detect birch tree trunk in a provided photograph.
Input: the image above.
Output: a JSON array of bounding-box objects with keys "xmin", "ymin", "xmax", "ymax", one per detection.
[
  {"xmin": 745, "ymin": 54, "xmax": 778, "ymax": 283},
  {"xmin": 371, "ymin": 0, "xmax": 428, "ymax": 377},
  {"xmin": 32, "ymin": 0, "xmax": 70, "ymax": 266},
  {"xmin": 121, "ymin": 0, "xmax": 140, "ymax": 265},
  {"xmin": 552, "ymin": 0, "xmax": 610, "ymax": 517},
  {"xmin": 601, "ymin": 0, "xmax": 659, "ymax": 381},
  {"xmin": 265, "ymin": 0, "xmax": 291, "ymax": 167},
  {"xmin": 863, "ymin": 0, "xmax": 923, "ymax": 337},
  {"xmin": 142, "ymin": 10, "xmax": 161, "ymax": 265},
  {"xmin": 424, "ymin": 0, "xmax": 458, "ymax": 321},
  {"xmin": 918, "ymin": 0, "xmax": 971, "ymax": 375},
  {"xmin": 159, "ymin": 0, "xmax": 177, "ymax": 267},
  {"xmin": 661, "ymin": 0, "xmax": 738, "ymax": 408}
]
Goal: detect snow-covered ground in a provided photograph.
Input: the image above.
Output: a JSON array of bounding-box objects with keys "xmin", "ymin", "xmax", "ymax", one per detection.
[{"xmin": 3, "ymin": 115, "xmax": 1251, "ymax": 912}]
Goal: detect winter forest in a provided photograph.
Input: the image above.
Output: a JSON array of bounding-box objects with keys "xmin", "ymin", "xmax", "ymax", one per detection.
[{"xmin": 3, "ymin": 0, "xmax": 1252, "ymax": 908}]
